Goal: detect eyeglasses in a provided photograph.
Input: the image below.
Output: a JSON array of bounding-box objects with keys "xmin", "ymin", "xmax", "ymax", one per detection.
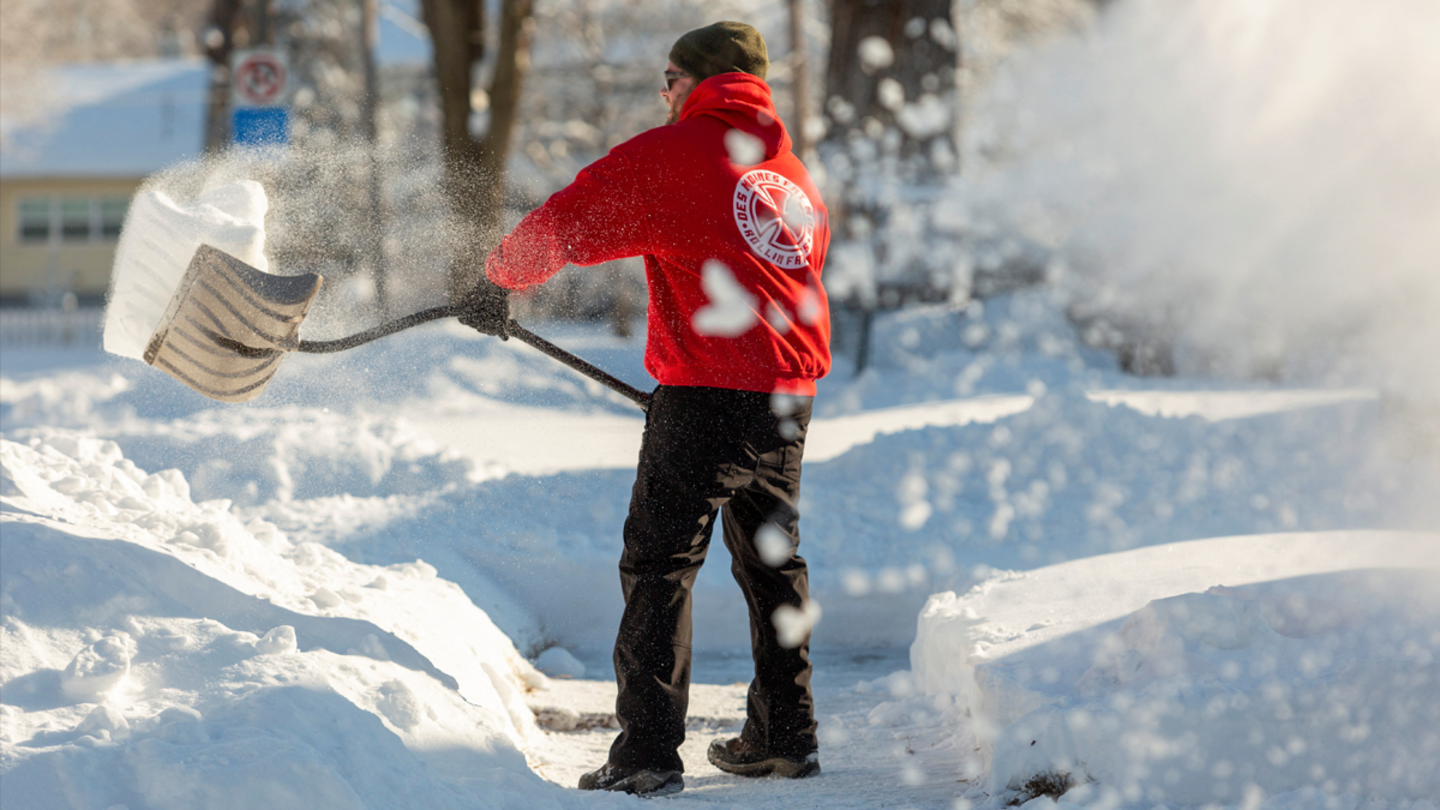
[{"xmin": 663, "ymin": 70, "xmax": 691, "ymax": 93}]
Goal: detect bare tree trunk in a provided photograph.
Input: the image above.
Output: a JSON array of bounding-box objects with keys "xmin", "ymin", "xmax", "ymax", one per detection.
[
  {"xmin": 823, "ymin": 0, "xmax": 957, "ymax": 168},
  {"xmin": 420, "ymin": 0, "xmax": 484, "ymax": 296},
  {"xmin": 467, "ymin": 0, "xmax": 534, "ymax": 292},
  {"xmin": 203, "ymin": 0, "xmax": 247, "ymax": 153},
  {"xmin": 788, "ymin": 0, "xmax": 814, "ymax": 163},
  {"xmin": 420, "ymin": 0, "xmax": 534, "ymax": 301},
  {"xmin": 253, "ymin": 0, "xmax": 273, "ymax": 46},
  {"xmin": 821, "ymin": 0, "xmax": 962, "ymax": 366}
]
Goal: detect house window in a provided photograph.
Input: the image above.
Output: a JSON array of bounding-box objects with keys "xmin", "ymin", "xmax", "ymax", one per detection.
[
  {"xmin": 60, "ymin": 198, "xmax": 91, "ymax": 240},
  {"xmin": 14, "ymin": 196, "xmax": 130, "ymax": 243},
  {"xmin": 18, "ymin": 199, "xmax": 50, "ymax": 242},
  {"xmin": 100, "ymin": 199, "xmax": 128, "ymax": 238}
]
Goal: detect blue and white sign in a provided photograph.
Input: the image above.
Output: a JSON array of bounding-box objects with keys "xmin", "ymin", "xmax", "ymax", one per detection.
[{"xmin": 231, "ymin": 49, "xmax": 290, "ymax": 146}]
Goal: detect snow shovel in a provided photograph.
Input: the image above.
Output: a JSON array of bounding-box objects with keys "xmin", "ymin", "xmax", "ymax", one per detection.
[{"xmin": 143, "ymin": 244, "xmax": 652, "ymax": 411}]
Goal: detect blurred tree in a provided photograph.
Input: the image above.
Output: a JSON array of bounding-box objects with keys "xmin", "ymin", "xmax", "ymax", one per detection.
[
  {"xmin": 823, "ymin": 0, "xmax": 958, "ymax": 182},
  {"xmin": 817, "ymin": 0, "xmax": 1096, "ymax": 370},
  {"xmin": 419, "ymin": 0, "xmax": 535, "ymax": 300},
  {"xmin": 788, "ymin": 0, "xmax": 816, "ymax": 164},
  {"xmin": 819, "ymin": 0, "xmax": 962, "ymax": 347},
  {"xmin": 201, "ymin": 0, "xmax": 248, "ymax": 152},
  {"xmin": 267, "ymin": 0, "xmax": 376, "ymax": 290},
  {"xmin": 360, "ymin": 0, "xmax": 387, "ymax": 312}
]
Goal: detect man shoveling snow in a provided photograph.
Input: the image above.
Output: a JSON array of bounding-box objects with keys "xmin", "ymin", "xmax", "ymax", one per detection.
[{"xmin": 460, "ymin": 20, "xmax": 832, "ymax": 798}]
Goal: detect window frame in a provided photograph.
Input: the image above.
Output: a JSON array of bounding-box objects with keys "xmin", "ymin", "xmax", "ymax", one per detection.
[
  {"xmin": 14, "ymin": 195, "xmax": 130, "ymax": 244},
  {"xmin": 17, "ymin": 198, "xmax": 52, "ymax": 243}
]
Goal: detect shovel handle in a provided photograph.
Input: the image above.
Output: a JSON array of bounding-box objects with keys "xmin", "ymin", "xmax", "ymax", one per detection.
[
  {"xmin": 506, "ymin": 323, "xmax": 652, "ymax": 412},
  {"xmin": 288, "ymin": 306, "xmax": 652, "ymax": 412},
  {"xmin": 295, "ymin": 305, "xmax": 461, "ymax": 353}
]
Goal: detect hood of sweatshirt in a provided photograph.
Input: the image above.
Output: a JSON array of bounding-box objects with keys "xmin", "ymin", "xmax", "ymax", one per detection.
[{"xmin": 679, "ymin": 73, "xmax": 793, "ymax": 161}]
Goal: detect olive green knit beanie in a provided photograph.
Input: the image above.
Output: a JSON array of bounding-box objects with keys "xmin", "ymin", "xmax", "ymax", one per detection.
[{"xmin": 668, "ymin": 21, "xmax": 769, "ymax": 82}]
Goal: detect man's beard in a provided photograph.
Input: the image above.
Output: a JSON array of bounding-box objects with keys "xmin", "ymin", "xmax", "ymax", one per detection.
[{"xmin": 664, "ymin": 89, "xmax": 690, "ymax": 125}]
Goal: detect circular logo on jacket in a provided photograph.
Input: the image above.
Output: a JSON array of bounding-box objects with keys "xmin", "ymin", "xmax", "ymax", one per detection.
[{"xmin": 733, "ymin": 170, "xmax": 815, "ymax": 269}]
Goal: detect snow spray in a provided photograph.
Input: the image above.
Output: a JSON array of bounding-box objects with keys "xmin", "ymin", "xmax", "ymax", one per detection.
[
  {"xmin": 103, "ymin": 181, "xmax": 270, "ymax": 360},
  {"xmin": 100, "ymin": 140, "xmax": 486, "ymax": 369},
  {"xmin": 961, "ymin": 0, "xmax": 1440, "ymax": 400}
]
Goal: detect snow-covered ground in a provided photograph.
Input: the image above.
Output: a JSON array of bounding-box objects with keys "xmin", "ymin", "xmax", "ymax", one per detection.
[{"xmin": 4, "ymin": 283, "xmax": 1437, "ymax": 808}]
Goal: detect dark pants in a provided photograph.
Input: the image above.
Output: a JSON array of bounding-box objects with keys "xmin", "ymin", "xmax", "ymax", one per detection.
[{"xmin": 608, "ymin": 385, "xmax": 818, "ymax": 772}]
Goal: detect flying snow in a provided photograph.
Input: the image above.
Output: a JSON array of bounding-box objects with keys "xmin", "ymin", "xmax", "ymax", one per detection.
[
  {"xmin": 103, "ymin": 180, "xmax": 269, "ymax": 360},
  {"xmin": 692, "ymin": 259, "xmax": 759, "ymax": 336},
  {"xmin": 725, "ymin": 128, "xmax": 765, "ymax": 166},
  {"xmin": 858, "ymin": 36, "xmax": 896, "ymax": 71}
]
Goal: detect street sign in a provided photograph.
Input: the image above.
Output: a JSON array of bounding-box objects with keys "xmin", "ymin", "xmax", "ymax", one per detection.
[
  {"xmin": 231, "ymin": 49, "xmax": 290, "ymax": 146},
  {"xmin": 232, "ymin": 50, "xmax": 288, "ymax": 108},
  {"xmin": 233, "ymin": 108, "xmax": 289, "ymax": 146}
]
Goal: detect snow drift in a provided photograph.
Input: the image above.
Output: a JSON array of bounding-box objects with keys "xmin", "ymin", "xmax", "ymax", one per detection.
[
  {"xmin": 911, "ymin": 535, "xmax": 1440, "ymax": 806},
  {"xmin": 0, "ymin": 430, "xmax": 559, "ymax": 809}
]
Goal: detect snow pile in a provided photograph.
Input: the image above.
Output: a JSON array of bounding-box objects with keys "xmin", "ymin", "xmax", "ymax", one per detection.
[
  {"xmin": 0, "ymin": 370, "xmax": 132, "ymax": 428},
  {"xmin": 807, "ymin": 388, "xmax": 1394, "ymax": 573},
  {"xmin": 103, "ymin": 181, "xmax": 270, "ymax": 361},
  {"xmin": 110, "ymin": 406, "xmax": 485, "ymax": 506},
  {"xmin": 908, "ymin": 535, "xmax": 1440, "ymax": 807},
  {"xmin": 11, "ymin": 290, "xmax": 1437, "ymax": 659},
  {"xmin": 5, "ymin": 301, "xmax": 1439, "ymax": 807},
  {"xmin": 0, "ymin": 430, "xmax": 565, "ymax": 809},
  {"xmin": 7, "ymin": 277, "xmax": 1440, "ymax": 808},
  {"xmin": 842, "ymin": 291, "xmax": 1113, "ymax": 403}
]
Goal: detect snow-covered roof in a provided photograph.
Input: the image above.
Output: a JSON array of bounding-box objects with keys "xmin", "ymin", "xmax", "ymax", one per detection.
[{"xmin": 0, "ymin": 59, "xmax": 210, "ymax": 179}]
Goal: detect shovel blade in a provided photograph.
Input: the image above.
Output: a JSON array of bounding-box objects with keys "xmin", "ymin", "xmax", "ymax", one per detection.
[{"xmin": 143, "ymin": 244, "xmax": 322, "ymax": 403}]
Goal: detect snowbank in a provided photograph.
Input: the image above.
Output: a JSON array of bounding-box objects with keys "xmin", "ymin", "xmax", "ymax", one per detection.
[
  {"xmin": 910, "ymin": 533, "xmax": 1440, "ymax": 806},
  {"xmin": 0, "ymin": 430, "xmax": 566, "ymax": 809},
  {"xmin": 6, "ymin": 290, "xmax": 1436, "ymax": 658},
  {"xmin": 5, "ymin": 285, "xmax": 1438, "ymax": 807}
]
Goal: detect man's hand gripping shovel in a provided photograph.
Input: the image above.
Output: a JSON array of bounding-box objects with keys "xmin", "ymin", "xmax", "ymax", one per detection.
[{"xmin": 143, "ymin": 244, "xmax": 652, "ymax": 410}]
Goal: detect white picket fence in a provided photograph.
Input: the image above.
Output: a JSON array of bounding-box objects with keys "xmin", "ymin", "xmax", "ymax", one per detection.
[{"xmin": 0, "ymin": 308, "xmax": 105, "ymax": 349}]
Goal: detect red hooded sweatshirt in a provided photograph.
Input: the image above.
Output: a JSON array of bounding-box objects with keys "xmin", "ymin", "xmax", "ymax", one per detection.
[{"xmin": 484, "ymin": 73, "xmax": 831, "ymax": 396}]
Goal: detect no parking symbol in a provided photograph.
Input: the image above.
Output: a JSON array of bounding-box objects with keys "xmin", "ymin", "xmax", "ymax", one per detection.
[{"xmin": 232, "ymin": 50, "xmax": 289, "ymax": 108}]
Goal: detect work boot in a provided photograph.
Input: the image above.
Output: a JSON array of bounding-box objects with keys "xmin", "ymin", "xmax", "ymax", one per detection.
[
  {"xmin": 707, "ymin": 737, "xmax": 821, "ymax": 778},
  {"xmin": 577, "ymin": 762, "xmax": 684, "ymax": 797}
]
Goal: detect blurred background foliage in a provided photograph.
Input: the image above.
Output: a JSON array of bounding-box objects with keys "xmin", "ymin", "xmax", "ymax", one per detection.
[
  {"xmin": 0, "ymin": 0, "xmax": 1088, "ymax": 328},
  {"xmin": 16, "ymin": 0, "xmax": 1432, "ymax": 403}
]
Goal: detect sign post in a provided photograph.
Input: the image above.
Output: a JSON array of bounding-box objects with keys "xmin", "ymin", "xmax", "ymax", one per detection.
[{"xmin": 231, "ymin": 49, "xmax": 290, "ymax": 147}]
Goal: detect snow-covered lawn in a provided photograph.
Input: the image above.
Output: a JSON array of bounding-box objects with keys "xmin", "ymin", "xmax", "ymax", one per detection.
[{"xmin": 3, "ymin": 291, "xmax": 1437, "ymax": 809}]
